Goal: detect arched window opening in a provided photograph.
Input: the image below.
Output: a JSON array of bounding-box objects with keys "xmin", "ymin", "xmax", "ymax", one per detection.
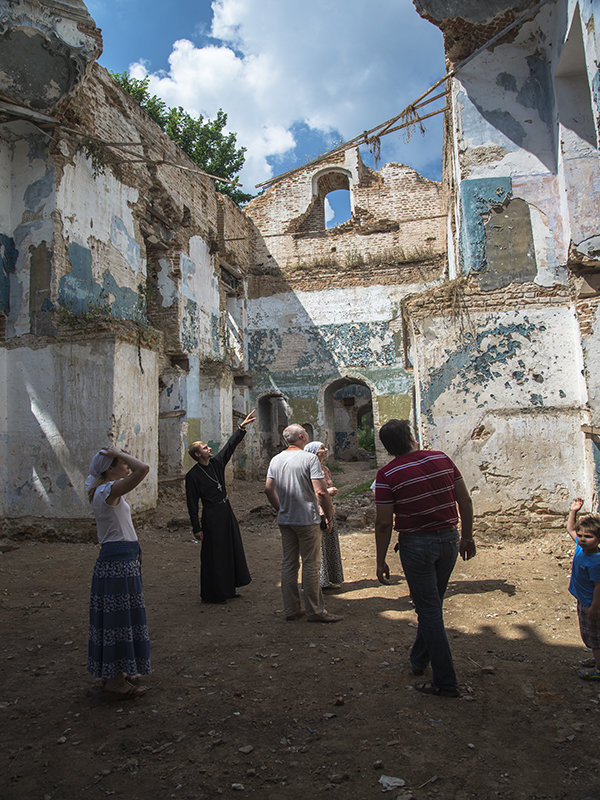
[
  {"xmin": 298, "ymin": 169, "xmax": 353, "ymax": 233},
  {"xmin": 258, "ymin": 393, "xmax": 290, "ymax": 461},
  {"xmin": 323, "ymin": 378, "xmax": 374, "ymax": 461},
  {"xmin": 356, "ymin": 404, "xmax": 375, "ymax": 453},
  {"xmin": 325, "ymin": 189, "xmax": 352, "ymax": 229}
]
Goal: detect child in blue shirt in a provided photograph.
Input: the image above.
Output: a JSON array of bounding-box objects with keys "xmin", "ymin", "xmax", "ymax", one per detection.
[{"xmin": 567, "ymin": 498, "xmax": 600, "ymax": 680}]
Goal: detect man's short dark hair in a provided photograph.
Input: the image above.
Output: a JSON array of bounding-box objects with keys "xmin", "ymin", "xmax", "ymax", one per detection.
[{"xmin": 379, "ymin": 419, "xmax": 415, "ymax": 456}]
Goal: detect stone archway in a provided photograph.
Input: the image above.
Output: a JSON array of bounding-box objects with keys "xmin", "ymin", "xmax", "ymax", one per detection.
[
  {"xmin": 322, "ymin": 375, "xmax": 376, "ymax": 461},
  {"xmin": 257, "ymin": 392, "xmax": 290, "ymax": 462},
  {"xmin": 303, "ymin": 422, "xmax": 314, "ymax": 442}
]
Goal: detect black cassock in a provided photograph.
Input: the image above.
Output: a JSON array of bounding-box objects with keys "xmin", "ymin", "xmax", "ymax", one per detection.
[{"xmin": 185, "ymin": 427, "xmax": 251, "ymax": 602}]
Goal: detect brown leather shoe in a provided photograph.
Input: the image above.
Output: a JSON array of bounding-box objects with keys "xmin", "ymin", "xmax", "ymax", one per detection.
[{"xmin": 307, "ymin": 612, "xmax": 343, "ymax": 623}]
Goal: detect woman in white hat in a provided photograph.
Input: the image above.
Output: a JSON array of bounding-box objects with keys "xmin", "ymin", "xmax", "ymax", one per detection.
[
  {"xmin": 85, "ymin": 446, "xmax": 150, "ymax": 698},
  {"xmin": 304, "ymin": 441, "xmax": 344, "ymax": 589}
]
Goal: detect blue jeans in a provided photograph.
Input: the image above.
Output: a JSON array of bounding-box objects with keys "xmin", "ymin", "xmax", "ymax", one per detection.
[{"xmin": 398, "ymin": 528, "xmax": 459, "ymax": 690}]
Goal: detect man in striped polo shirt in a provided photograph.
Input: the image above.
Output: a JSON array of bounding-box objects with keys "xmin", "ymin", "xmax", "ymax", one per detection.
[{"xmin": 374, "ymin": 419, "xmax": 475, "ymax": 697}]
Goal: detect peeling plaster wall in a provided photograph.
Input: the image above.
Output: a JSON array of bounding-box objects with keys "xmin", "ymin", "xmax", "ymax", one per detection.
[
  {"xmin": 1, "ymin": 18, "xmax": 253, "ymax": 517},
  {"xmin": 578, "ymin": 298, "xmax": 600, "ymax": 422},
  {"xmin": 408, "ymin": 284, "xmax": 589, "ymax": 524},
  {"xmin": 246, "ymin": 282, "xmax": 421, "ymax": 467},
  {"xmin": 442, "ymin": 0, "xmax": 600, "ymax": 285},
  {"xmin": 243, "ymin": 148, "xmax": 447, "ymax": 470},
  {"xmin": 575, "ymin": 293, "xmax": 600, "ymax": 501},
  {"xmin": 186, "ymin": 236, "xmax": 219, "ymax": 359},
  {"xmin": 55, "ymin": 157, "xmax": 145, "ymax": 320},
  {"xmin": 1, "ymin": 337, "xmax": 158, "ymax": 517},
  {"xmin": 1, "ymin": 129, "xmax": 56, "ymax": 337},
  {"xmin": 411, "ymin": 0, "xmax": 600, "ymax": 523},
  {"xmin": 0, "ymin": 0, "xmax": 102, "ymax": 115}
]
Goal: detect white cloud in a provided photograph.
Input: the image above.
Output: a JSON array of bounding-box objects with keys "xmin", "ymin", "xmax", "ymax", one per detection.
[
  {"xmin": 324, "ymin": 197, "xmax": 335, "ymax": 225},
  {"xmin": 129, "ymin": 0, "xmax": 445, "ymax": 191}
]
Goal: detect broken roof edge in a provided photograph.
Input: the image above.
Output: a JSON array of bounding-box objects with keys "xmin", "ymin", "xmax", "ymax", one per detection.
[{"xmin": 248, "ymin": 146, "xmax": 440, "ymax": 209}]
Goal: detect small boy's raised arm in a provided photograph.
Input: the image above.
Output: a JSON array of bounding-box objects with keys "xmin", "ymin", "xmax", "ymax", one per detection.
[{"xmin": 567, "ymin": 497, "xmax": 584, "ymax": 542}]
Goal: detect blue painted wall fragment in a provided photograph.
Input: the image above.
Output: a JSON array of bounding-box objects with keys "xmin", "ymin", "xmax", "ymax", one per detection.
[
  {"xmin": 58, "ymin": 241, "xmax": 144, "ymax": 321},
  {"xmin": 419, "ymin": 317, "xmax": 542, "ymax": 424},
  {"xmin": 110, "ymin": 216, "xmax": 143, "ymax": 273},
  {"xmin": 460, "ymin": 177, "xmax": 512, "ymax": 272},
  {"xmin": 248, "ymin": 329, "xmax": 283, "ymax": 369},
  {"xmin": 593, "ymin": 66, "xmax": 600, "ymax": 133},
  {"xmin": 517, "ymin": 54, "xmax": 554, "ymax": 129},
  {"xmin": 23, "ymin": 170, "xmax": 54, "ymax": 211},
  {"xmin": 0, "ymin": 234, "xmax": 18, "ymax": 313},
  {"xmin": 58, "ymin": 243, "xmax": 106, "ymax": 314},
  {"xmin": 248, "ymin": 321, "xmax": 396, "ymax": 371},
  {"xmin": 302, "ymin": 322, "xmax": 396, "ymax": 368},
  {"xmin": 181, "ymin": 298, "xmax": 198, "ymax": 351},
  {"xmin": 103, "ymin": 271, "xmax": 143, "ymax": 321}
]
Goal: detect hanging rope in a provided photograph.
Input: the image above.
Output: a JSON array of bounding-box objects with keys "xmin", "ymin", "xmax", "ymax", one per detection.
[{"xmin": 255, "ymin": 0, "xmax": 547, "ymax": 190}]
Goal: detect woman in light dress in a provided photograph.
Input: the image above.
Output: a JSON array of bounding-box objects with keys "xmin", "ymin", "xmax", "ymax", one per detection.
[{"xmin": 304, "ymin": 441, "xmax": 344, "ymax": 589}]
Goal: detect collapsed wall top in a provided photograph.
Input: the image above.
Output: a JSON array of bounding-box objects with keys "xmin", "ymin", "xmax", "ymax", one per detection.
[
  {"xmin": 413, "ymin": 0, "xmax": 542, "ymax": 62},
  {"xmin": 0, "ymin": 0, "xmax": 102, "ymax": 114}
]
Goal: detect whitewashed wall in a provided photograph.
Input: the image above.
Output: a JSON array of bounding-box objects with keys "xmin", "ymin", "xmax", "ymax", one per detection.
[
  {"xmin": 411, "ymin": 302, "xmax": 590, "ymax": 517},
  {"xmin": 0, "ymin": 339, "xmax": 158, "ymax": 518}
]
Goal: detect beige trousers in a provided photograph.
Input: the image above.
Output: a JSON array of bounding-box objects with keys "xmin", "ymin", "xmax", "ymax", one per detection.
[{"xmin": 279, "ymin": 523, "xmax": 324, "ymax": 618}]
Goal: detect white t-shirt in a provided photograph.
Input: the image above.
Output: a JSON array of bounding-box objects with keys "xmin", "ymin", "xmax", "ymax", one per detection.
[
  {"xmin": 267, "ymin": 449, "xmax": 323, "ymax": 526},
  {"xmin": 92, "ymin": 482, "xmax": 138, "ymax": 544}
]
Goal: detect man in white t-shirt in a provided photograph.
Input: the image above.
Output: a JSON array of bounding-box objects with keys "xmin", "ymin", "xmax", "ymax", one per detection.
[{"xmin": 265, "ymin": 424, "xmax": 342, "ymax": 623}]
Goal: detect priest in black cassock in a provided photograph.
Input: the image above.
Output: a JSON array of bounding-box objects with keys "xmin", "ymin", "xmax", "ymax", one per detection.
[{"xmin": 185, "ymin": 410, "xmax": 256, "ymax": 603}]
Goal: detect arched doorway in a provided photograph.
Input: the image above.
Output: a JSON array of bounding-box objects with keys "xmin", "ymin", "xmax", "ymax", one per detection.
[
  {"xmin": 257, "ymin": 392, "xmax": 290, "ymax": 461},
  {"xmin": 323, "ymin": 376, "xmax": 375, "ymax": 461}
]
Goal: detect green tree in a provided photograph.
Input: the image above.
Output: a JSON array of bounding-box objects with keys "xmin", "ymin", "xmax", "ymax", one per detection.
[{"xmin": 112, "ymin": 72, "xmax": 253, "ymax": 205}]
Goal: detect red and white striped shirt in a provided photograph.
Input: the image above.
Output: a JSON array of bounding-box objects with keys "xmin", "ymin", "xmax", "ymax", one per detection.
[{"xmin": 375, "ymin": 450, "xmax": 461, "ymax": 533}]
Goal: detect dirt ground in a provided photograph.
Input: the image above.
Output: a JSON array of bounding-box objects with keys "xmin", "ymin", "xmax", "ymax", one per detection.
[{"xmin": 1, "ymin": 461, "xmax": 600, "ymax": 800}]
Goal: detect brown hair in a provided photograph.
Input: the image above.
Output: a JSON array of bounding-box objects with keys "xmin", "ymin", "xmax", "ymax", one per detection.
[
  {"xmin": 575, "ymin": 514, "xmax": 600, "ymax": 538},
  {"xmin": 188, "ymin": 441, "xmax": 204, "ymax": 460}
]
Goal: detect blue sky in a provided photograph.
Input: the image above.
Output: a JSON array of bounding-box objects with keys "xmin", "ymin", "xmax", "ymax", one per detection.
[{"xmin": 86, "ymin": 1, "xmax": 445, "ymax": 219}]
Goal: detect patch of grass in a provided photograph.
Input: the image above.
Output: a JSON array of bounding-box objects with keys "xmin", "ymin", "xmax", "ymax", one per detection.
[{"xmin": 339, "ymin": 479, "xmax": 374, "ymax": 498}]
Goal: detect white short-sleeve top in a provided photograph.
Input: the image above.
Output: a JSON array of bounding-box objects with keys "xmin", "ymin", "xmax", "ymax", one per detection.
[{"xmin": 92, "ymin": 482, "xmax": 138, "ymax": 544}]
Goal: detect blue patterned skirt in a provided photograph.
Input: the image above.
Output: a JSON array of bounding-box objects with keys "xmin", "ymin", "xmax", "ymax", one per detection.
[{"xmin": 87, "ymin": 541, "xmax": 151, "ymax": 680}]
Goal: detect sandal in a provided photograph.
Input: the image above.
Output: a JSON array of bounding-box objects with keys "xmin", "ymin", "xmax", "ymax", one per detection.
[
  {"xmin": 105, "ymin": 682, "xmax": 147, "ymax": 699},
  {"xmin": 580, "ymin": 657, "xmax": 596, "ymax": 668},
  {"xmin": 414, "ymin": 680, "xmax": 460, "ymax": 697},
  {"xmin": 578, "ymin": 666, "xmax": 600, "ymax": 681}
]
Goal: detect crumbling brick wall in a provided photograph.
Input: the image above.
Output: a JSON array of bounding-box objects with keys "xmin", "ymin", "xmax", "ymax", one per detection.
[
  {"xmin": 246, "ymin": 148, "xmax": 445, "ymax": 278},
  {"xmin": 1, "ymin": 58, "xmax": 255, "ymax": 517},
  {"xmin": 243, "ymin": 147, "xmax": 447, "ymax": 468}
]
